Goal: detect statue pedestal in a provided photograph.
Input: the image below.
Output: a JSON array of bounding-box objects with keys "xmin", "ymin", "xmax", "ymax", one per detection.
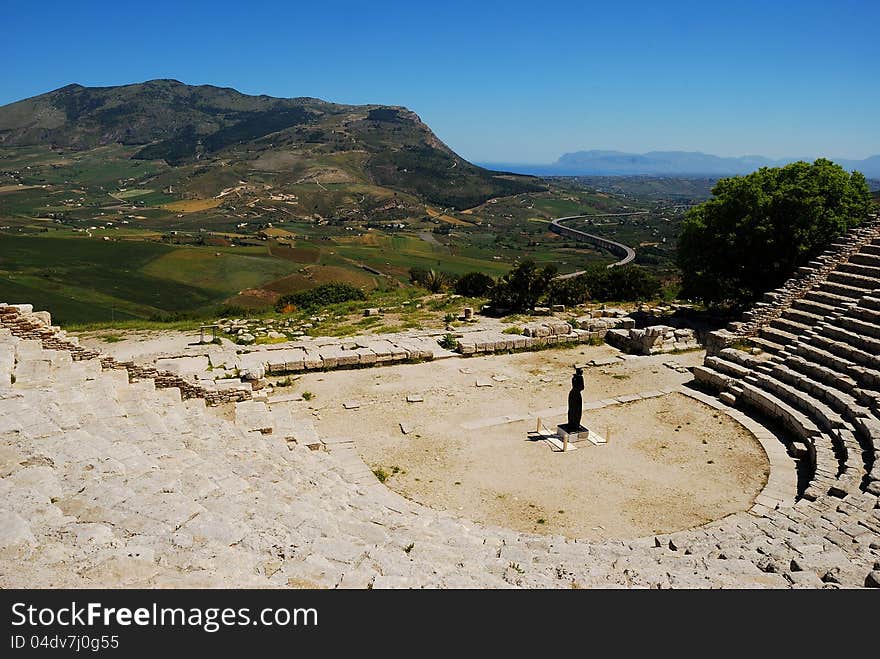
[
  {"xmin": 556, "ymin": 424, "xmax": 606, "ymax": 447},
  {"xmin": 557, "ymin": 424, "xmax": 588, "ymax": 443}
]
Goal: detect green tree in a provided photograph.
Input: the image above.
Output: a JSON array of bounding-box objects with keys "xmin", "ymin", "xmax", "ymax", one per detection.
[
  {"xmin": 677, "ymin": 159, "xmax": 872, "ymax": 307},
  {"xmin": 489, "ymin": 259, "xmax": 558, "ymax": 311}
]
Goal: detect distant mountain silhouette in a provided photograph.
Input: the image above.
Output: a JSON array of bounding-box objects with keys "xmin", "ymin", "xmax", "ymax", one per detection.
[{"xmin": 479, "ymin": 151, "xmax": 880, "ymax": 178}]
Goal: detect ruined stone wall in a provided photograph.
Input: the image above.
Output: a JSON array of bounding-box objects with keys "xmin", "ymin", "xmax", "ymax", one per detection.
[{"xmin": 0, "ymin": 304, "xmax": 251, "ymax": 405}]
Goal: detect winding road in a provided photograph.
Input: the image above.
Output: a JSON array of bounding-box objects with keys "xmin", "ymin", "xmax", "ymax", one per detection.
[{"xmin": 549, "ymin": 211, "xmax": 643, "ymax": 277}]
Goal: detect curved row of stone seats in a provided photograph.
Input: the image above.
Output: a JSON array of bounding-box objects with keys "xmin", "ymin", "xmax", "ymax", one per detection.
[
  {"xmin": 769, "ymin": 315, "xmax": 812, "ymax": 337},
  {"xmin": 737, "ymin": 370, "xmax": 852, "ymax": 498},
  {"xmin": 802, "ymin": 332, "xmax": 880, "ymax": 379},
  {"xmin": 694, "ymin": 348, "xmax": 850, "ymax": 502},
  {"xmin": 754, "ymin": 364, "xmax": 865, "ymax": 489},
  {"xmin": 818, "ymin": 323, "xmax": 880, "ymax": 357},
  {"xmin": 788, "ymin": 342, "xmax": 880, "ymax": 394},
  {"xmin": 700, "ymin": 329, "xmax": 877, "ymax": 502},
  {"xmin": 779, "ymin": 305, "xmax": 826, "ymax": 328},
  {"xmin": 803, "ymin": 288, "xmax": 856, "ymax": 311},
  {"xmin": 698, "ymin": 219, "xmax": 880, "ymax": 508},
  {"xmin": 3, "ymin": 322, "xmax": 879, "ymax": 587}
]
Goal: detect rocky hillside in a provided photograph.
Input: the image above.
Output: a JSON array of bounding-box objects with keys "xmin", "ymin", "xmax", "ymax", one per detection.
[{"xmin": 0, "ymin": 80, "xmax": 540, "ymax": 208}]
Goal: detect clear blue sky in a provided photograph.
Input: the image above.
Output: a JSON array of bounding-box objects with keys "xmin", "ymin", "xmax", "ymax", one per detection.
[{"xmin": 2, "ymin": 0, "xmax": 878, "ymax": 163}]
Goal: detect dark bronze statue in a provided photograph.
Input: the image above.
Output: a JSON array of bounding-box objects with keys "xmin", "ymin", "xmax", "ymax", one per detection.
[{"xmin": 567, "ymin": 367, "xmax": 584, "ymax": 430}]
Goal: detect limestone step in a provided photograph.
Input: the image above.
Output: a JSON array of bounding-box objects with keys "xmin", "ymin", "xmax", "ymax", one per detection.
[
  {"xmin": 692, "ymin": 364, "xmax": 730, "ymax": 391},
  {"xmin": 804, "ymin": 289, "xmax": 855, "ymax": 308},
  {"xmin": 11, "ymin": 357, "xmax": 52, "ymax": 387},
  {"xmin": 234, "ymin": 400, "xmax": 274, "ymax": 434},
  {"xmin": 838, "ymin": 261, "xmax": 880, "ymax": 279},
  {"xmin": 735, "ymin": 380, "xmax": 842, "ymax": 490},
  {"xmin": 769, "ymin": 316, "xmax": 812, "ymax": 336},
  {"xmin": 786, "ymin": 357, "xmax": 865, "ymax": 417},
  {"xmin": 717, "ymin": 347, "xmax": 764, "ymax": 369},
  {"xmin": 738, "ymin": 380, "xmax": 821, "ymax": 440},
  {"xmin": 791, "ymin": 297, "xmax": 838, "ymax": 317},
  {"xmin": 781, "ymin": 307, "xmax": 826, "ymax": 327},
  {"xmin": 752, "ymin": 371, "xmax": 858, "ymax": 483},
  {"xmin": 861, "ymin": 243, "xmax": 880, "ymax": 257},
  {"xmin": 705, "ymin": 355, "xmax": 751, "ymax": 379},
  {"xmin": 749, "ymin": 335, "xmax": 786, "ymax": 355},
  {"xmin": 846, "ymin": 304, "xmax": 880, "ymax": 327},
  {"xmin": 754, "ymin": 362, "xmax": 775, "ymax": 375},
  {"xmin": 818, "ymin": 280, "xmax": 868, "ymax": 300},
  {"xmin": 819, "ymin": 323, "xmax": 880, "ymax": 356},
  {"xmin": 859, "ymin": 295, "xmax": 880, "ymax": 312},
  {"xmin": 764, "ymin": 365, "xmax": 847, "ymax": 433},
  {"xmin": 849, "ymin": 251, "xmax": 880, "ymax": 268},
  {"xmin": 0, "ymin": 345, "xmax": 13, "ymax": 387},
  {"xmin": 852, "ymin": 415, "xmax": 880, "ymax": 456},
  {"xmin": 803, "ymin": 333, "xmax": 880, "ymax": 376},
  {"xmin": 827, "ymin": 270, "xmax": 880, "ymax": 291},
  {"xmin": 785, "ymin": 348, "xmax": 859, "ymax": 396},
  {"xmin": 836, "ymin": 316, "xmax": 880, "ymax": 340},
  {"xmin": 758, "ymin": 326, "xmax": 798, "ymax": 349}
]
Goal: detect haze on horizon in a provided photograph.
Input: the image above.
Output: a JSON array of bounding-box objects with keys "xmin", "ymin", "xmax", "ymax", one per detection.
[{"xmin": 2, "ymin": 0, "xmax": 878, "ymax": 164}]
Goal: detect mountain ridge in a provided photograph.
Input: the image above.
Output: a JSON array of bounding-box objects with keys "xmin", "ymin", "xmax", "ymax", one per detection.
[{"xmin": 0, "ymin": 80, "xmax": 541, "ymax": 209}]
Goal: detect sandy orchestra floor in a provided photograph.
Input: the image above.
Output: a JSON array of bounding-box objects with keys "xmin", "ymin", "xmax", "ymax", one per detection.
[{"xmin": 293, "ymin": 345, "xmax": 768, "ymax": 540}]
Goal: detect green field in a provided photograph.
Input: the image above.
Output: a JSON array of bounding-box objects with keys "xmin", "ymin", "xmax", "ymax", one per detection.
[
  {"xmin": 140, "ymin": 246, "xmax": 301, "ymax": 292},
  {"xmin": 0, "ymin": 138, "xmax": 680, "ymax": 326},
  {"xmin": 0, "ymin": 234, "xmax": 309, "ymax": 323}
]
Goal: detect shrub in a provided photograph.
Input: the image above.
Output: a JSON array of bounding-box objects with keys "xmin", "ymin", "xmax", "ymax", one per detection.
[
  {"xmin": 148, "ymin": 310, "xmax": 196, "ymax": 322},
  {"xmin": 489, "ymin": 259, "xmax": 558, "ymax": 312},
  {"xmin": 438, "ymin": 333, "xmax": 459, "ymax": 350},
  {"xmin": 588, "ymin": 265, "xmax": 661, "ymax": 301},
  {"xmin": 426, "ymin": 270, "xmax": 457, "ymax": 293},
  {"xmin": 409, "ymin": 267, "xmax": 428, "ymax": 285},
  {"xmin": 409, "ymin": 267, "xmax": 457, "ymax": 293},
  {"xmin": 216, "ymin": 304, "xmax": 251, "ymax": 318},
  {"xmin": 274, "ymin": 282, "xmax": 366, "ymax": 312},
  {"xmin": 454, "ymin": 271, "xmax": 494, "ymax": 297}
]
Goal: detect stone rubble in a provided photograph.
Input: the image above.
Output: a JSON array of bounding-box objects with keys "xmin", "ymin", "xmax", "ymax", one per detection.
[{"xmin": 606, "ymin": 325, "xmax": 699, "ymax": 355}]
